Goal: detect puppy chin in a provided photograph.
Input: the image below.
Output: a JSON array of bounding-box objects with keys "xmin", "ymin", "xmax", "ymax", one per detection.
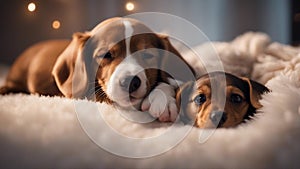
[
  {"xmin": 196, "ymin": 121, "xmax": 221, "ymax": 129},
  {"xmin": 107, "ymin": 79, "xmax": 148, "ymax": 110}
]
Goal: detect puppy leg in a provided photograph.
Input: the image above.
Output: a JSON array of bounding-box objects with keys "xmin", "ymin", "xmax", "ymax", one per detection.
[
  {"xmin": 0, "ymin": 86, "xmax": 29, "ymax": 95},
  {"xmin": 0, "ymin": 86, "xmax": 11, "ymax": 94},
  {"xmin": 141, "ymin": 82, "xmax": 178, "ymax": 122}
]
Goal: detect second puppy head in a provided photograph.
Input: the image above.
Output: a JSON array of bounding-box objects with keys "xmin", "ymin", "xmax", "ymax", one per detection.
[{"xmin": 176, "ymin": 72, "xmax": 269, "ymax": 128}]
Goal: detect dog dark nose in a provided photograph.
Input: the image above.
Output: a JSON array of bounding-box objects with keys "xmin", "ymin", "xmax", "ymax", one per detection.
[
  {"xmin": 120, "ymin": 76, "xmax": 141, "ymax": 93},
  {"xmin": 210, "ymin": 111, "xmax": 227, "ymax": 127}
]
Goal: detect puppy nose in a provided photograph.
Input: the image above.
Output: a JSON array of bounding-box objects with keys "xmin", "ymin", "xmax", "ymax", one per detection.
[
  {"xmin": 120, "ymin": 75, "xmax": 141, "ymax": 93},
  {"xmin": 209, "ymin": 111, "xmax": 227, "ymax": 127}
]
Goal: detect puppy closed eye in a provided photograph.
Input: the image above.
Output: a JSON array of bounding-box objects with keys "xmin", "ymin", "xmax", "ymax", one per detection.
[
  {"xmin": 193, "ymin": 94, "xmax": 206, "ymax": 106},
  {"xmin": 230, "ymin": 94, "xmax": 243, "ymax": 103}
]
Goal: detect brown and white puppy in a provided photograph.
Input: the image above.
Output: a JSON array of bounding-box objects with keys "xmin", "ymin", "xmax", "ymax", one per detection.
[
  {"xmin": 0, "ymin": 17, "xmax": 194, "ymax": 122},
  {"xmin": 176, "ymin": 72, "xmax": 269, "ymax": 128}
]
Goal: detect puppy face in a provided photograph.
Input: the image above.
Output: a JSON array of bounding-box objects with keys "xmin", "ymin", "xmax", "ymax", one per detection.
[
  {"xmin": 176, "ymin": 72, "xmax": 269, "ymax": 128},
  {"xmin": 89, "ymin": 33, "xmax": 162, "ymax": 109},
  {"xmin": 52, "ymin": 17, "xmax": 182, "ymax": 109}
]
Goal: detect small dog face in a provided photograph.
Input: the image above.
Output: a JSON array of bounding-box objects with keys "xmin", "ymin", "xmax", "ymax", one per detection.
[
  {"xmin": 86, "ymin": 19, "xmax": 162, "ymax": 108},
  {"xmin": 176, "ymin": 72, "xmax": 269, "ymax": 128}
]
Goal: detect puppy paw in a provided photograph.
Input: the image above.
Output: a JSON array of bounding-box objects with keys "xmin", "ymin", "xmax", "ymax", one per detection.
[{"xmin": 141, "ymin": 83, "xmax": 178, "ymax": 122}]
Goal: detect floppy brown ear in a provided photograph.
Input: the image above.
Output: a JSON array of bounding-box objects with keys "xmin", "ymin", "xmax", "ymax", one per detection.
[
  {"xmin": 159, "ymin": 35, "xmax": 184, "ymax": 60},
  {"xmin": 158, "ymin": 35, "xmax": 195, "ymax": 84},
  {"xmin": 242, "ymin": 77, "xmax": 270, "ymax": 109},
  {"xmin": 52, "ymin": 32, "xmax": 90, "ymax": 98}
]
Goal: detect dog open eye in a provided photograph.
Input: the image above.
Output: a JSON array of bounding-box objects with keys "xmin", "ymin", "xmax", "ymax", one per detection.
[
  {"xmin": 95, "ymin": 51, "xmax": 112, "ymax": 60},
  {"xmin": 230, "ymin": 94, "xmax": 243, "ymax": 103},
  {"xmin": 102, "ymin": 52, "xmax": 112, "ymax": 59},
  {"xmin": 95, "ymin": 51, "xmax": 113, "ymax": 66},
  {"xmin": 193, "ymin": 94, "xmax": 206, "ymax": 106}
]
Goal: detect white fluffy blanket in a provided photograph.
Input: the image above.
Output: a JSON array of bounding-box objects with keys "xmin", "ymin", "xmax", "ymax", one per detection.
[{"xmin": 1, "ymin": 32, "xmax": 300, "ymax": 169}]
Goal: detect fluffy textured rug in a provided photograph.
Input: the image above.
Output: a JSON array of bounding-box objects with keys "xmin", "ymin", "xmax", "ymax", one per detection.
[{"xmin": 1, "ymin": 32, "xmax": 300, "ymax": 169}]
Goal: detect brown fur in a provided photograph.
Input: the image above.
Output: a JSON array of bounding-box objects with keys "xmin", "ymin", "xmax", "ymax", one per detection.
[{"xmin": 176, "ymin": 72, "xmax": 270, "ymax": 128}]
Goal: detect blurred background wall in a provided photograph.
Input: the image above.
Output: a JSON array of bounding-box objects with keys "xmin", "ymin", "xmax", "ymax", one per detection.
[{"xmin": 0, "ymin": 0, "xmax": 297, "ymax": 65}]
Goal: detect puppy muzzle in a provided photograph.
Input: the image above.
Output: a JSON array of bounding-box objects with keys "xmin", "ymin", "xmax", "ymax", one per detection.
[
  {"xmin": 209, "ymin": 111, "xmax": 227, "ymax": 127},
  {"xmin": 119, "ymin": 75, "xmax": 141, "ymax": 93}
]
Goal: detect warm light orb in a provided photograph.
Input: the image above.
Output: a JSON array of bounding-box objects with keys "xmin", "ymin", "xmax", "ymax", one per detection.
[
  {"xmin": 126, "ymin": 2, "xmax": 135, "ymax": 11},
  {"xmin": 52, "ymin": 20, "xmax": 61, "ymax": 29},
  {"xmin": 27, "ymin": 2, "xmax": 36, "ymax": 12}
]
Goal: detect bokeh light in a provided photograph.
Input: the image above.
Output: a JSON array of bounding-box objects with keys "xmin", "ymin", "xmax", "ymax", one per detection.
[
  {"xmin": 52, "ymin": 20, "xmax": 61, "ymax": 29},
  {"xmin": 126, "ymin": 2, "xmax": 135, "ymax": 11},
  {"xmin": 27, "ymin": 2, "xmax": 36, "ymax": 12}
]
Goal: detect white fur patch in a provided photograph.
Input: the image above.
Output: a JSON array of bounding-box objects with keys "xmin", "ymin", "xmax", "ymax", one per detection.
[
  {"xmin": 106, "ymin": 56, "xmax": 147, "ymax": 108},
  {"xmin": 167, "ymin": 77, "xmax": 183, "ymax": 88},
  {"xmin": 106, "ymin": 20, "xmax": 147, "ymax": 109},
  {"xmin": 123, "ymin": 20, "xmax": 134, "ymax": 57},
  {"xmin": 141, "ymin": 82, "xmax": 178, "ymax": 122}
]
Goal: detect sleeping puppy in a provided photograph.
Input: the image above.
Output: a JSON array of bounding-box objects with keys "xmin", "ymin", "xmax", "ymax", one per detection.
[
  {"xmin": 0, "ymin": 17, "xmax": 194, "ymax": 122},
  {"xmin": 176, "ymin": 72, "xmax": 269, "ymax": 128}
]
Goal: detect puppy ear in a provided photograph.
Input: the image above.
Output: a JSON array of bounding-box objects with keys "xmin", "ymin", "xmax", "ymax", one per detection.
[
  {"xmin": 159, "ymin": 34, "xmax": 183, "ymax": 60},
  {"xmin": 52, "ymin": 32, "xmax": 90, "ymax": 97},
  {"xmin": 242, "ymin": 77, "xmax": 270, "ymax": 109},
  {"xmin": 158, "ymin": 35, "xmax": 195, "ymax": 83}
]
